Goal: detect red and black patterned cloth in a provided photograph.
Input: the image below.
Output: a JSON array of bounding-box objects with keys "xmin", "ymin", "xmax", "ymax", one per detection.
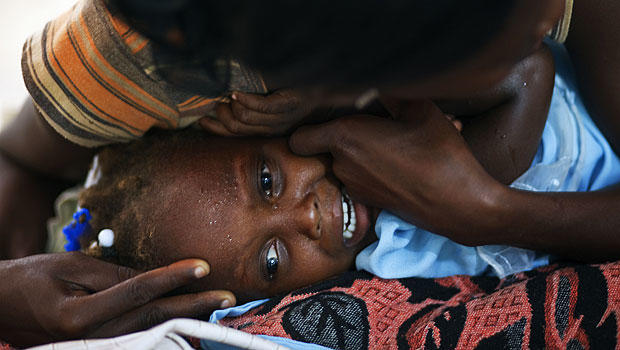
[
  {"xmin": 4, "ymin": 261, "xmax": 620, "ymax": 349},
  {"xmin": 221, "ymin": 261, "xmax": 620, "ymax": 349}
]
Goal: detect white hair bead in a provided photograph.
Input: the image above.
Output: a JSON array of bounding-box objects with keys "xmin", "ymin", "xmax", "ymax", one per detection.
[{"xmin": 98, "ymin": 229, "xmax": 115, "ymax": 248}]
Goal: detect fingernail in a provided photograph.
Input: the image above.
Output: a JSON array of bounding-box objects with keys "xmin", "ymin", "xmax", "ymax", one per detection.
[
  {"xmin": 220, "ymin": 299, "xmax": 232, "ymax": 308},
  {"xmin": 231, "ymin": 92, "xmax": 238, "ymax": 100},
  {"xmin": 194, "ymin": 263, "xmax": 210, "ymax": 278}
]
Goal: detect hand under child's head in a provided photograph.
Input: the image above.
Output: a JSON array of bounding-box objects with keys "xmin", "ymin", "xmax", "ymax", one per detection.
[{"xmin": 79, "ymin": 130, "xmax": 377, "ymax": 303}]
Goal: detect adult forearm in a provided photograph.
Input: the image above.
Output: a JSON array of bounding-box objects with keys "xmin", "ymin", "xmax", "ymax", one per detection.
[
  {"xmin": 0, "ymin": 100, "xmax": 94, "ymax": 181},
  {"xmin": 0, "ymin": 100, "xmax": 93, "ymax": 257},
  {"xmin": 0, "ymin": 152, "xmax": 68, "ymax": 258},
  {"xmin": 484, "ymin": 185, "xmax": 620, "ymax": 262}
]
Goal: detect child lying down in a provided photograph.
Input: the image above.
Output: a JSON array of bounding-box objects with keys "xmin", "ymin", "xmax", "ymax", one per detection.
[
  {"xmin": 75, "ymin": 130, "xmax": 381, "ymax": 303},
  {"xmin": 73, "ymin": 66, "xmax": 620, "ymax": 303},
  {"xmin": 59, "ymin": 44, "xmax": 620, "ymax": 309}
]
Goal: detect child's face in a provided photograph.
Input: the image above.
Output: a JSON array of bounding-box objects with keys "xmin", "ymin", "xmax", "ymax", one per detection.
[{"xmin": 143, "ymin": 137, "xmax": 377, "ymax": 302}]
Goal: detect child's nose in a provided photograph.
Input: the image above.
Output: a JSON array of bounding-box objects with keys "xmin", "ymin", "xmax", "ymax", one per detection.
[{"xmin": 295, "ymin": 193, "xmax": 322, "ymax": 241}]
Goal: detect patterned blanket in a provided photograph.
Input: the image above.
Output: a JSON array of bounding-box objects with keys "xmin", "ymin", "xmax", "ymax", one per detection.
[
  {"xmin": 4, "ymin": 262, "xmax": 619, "ymax": 349},
  {"xmin": 220, "ymin": 261, "xmax": 620, "ymax": 349}
]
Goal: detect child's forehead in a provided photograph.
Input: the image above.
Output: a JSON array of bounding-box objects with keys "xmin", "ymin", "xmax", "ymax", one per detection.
[
  {"xmin": 150, "ymin": 141, "xmax": 259, "ymax": 219},
  {"xmin": 147, "ymin": 159, "xmax": 245, "ymax": 242},
  {"xmin": 159, "ymin": 138, "xmax": 252, "ymax": 176}
]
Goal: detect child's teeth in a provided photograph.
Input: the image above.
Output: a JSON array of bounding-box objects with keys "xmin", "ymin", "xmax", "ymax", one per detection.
[
  {"xmin": 341, "ymin": 189, "xmax": 358, "ymax": 241},
  {"xmin": 349, "ymin": 201, "xmax": 356, "ymax": 231}
]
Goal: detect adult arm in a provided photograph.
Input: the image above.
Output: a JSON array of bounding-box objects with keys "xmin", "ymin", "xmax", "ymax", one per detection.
[
  {"xmin": 0, "ymin": 100, "xmax": 95, "ymax": 258},
  {"xmin": 0, "ymin": 99, "xmax": 95, "ymax": 181},
  {"xmin": 0, "ymin": 150, "xmax": 64, "ymax": 258},
  {"xmin": 565, "ymin": 0, "xmax": 620, "ymax": 154},
  {"xmin": 289, "ymin": 99, "xmax": 620, "ymax": 263},
  {"xmin": 435, "ymin": 46, "xmax": 554, "ymax": 184}
]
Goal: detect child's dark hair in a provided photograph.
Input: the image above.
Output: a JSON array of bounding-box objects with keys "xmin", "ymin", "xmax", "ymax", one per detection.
[{"xmin": 78, "ymin": 129, "xmax": 206, "ymax": 270}]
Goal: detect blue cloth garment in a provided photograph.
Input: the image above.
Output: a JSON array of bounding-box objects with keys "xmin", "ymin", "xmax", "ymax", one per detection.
[{"xmin": 207, "ymin": 40, "xmax": 620, "ymax": 349}]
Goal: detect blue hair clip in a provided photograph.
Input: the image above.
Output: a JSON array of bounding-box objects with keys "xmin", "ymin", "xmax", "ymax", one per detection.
[{"xmin": 62, "ymin": 208, "xmax": 92, "ymax": 251}]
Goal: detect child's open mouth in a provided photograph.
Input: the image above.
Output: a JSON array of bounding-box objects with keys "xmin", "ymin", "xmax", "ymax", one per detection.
[{"xmin": 340, "ymin": 189, "xmax": 371, "ymax": 247}]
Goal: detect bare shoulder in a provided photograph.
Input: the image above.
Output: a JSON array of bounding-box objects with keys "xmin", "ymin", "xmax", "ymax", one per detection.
[
  {"xmin": 511, "ymin": 45, "xmax": 555, "ymax": 85},
  {"xmin": 436, "ymin": 46, "xmax": 554, "ymax": 117}
]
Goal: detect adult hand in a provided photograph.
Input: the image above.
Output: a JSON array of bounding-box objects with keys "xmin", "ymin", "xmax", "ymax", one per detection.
[
  {"xmin": 0, "ymin": 253, "xmax": 235, "ymax": 348},
  {"xmin": 289, "ymin": 99, "xmax": 506, "ymax": 245},
  {"xmin": 199, "ymin": 89, "xmax": 314, "ymax": 136}
]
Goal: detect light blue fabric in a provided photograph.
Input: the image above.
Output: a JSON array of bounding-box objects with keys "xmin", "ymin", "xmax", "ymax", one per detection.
[
  {"xmin": 357, "ymin": 40, "xmax": 620, "ymax": 279},
  {"xmin": 203, "ymin": 300, "xmax": 332, "ymax": 350},
  {"xmin": 206, "ymin": 41, "xmax": 620, "ymax": 350},
  {"xmin": 356, "ymin": 211, "xmax": 494, "ymax": 278}
]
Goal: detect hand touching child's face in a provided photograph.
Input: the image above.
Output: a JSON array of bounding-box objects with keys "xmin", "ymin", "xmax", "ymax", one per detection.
[{"xmin": 142, "ymin": 137, "xmax": 376, "ymax": 302}]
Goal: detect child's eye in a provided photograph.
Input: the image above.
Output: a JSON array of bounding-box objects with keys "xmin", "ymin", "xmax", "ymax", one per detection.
[
  {"xmin": 260, "ymin": 162, "xmax": 273, "ymax": 197},
  {"xmin": 265, "ymin": 241, "xmax": 279, "ymax": 279}
]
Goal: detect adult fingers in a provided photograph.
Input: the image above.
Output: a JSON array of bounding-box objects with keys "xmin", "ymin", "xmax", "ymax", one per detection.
[
  {"xmin": 289, "ymin": 115, "xmax": 370, "ymax": 156},
  {"xmin": 57, "ymin": 252, "xmax": 140, "ymax": 292},
  {"xmin": 212, "ymin": 103, "xmax": 284, "ymax": 136},
  {"xmin": 379, "ymin": 98, "xmax": 440, "ymax": 123},
  {"xmin": 88, "ymin": 290, "xmax": 236, "ymax": 338},
  {"xmin": 75, "ymin": 259, "xmax": 211, "ymax": 326},
  {"xmin": 288, "ymin": 124, "xmax": 334, "ymax": 156},
  {"xmin": 232, "ymin": 90, "xmax": 299, "ymax": 114},
  {"xmin": 198, "ymin": 116, "xmax": 238, "ymax": 137},
  {"xmin": 230, "ymin": 101, "xmax": 287, "ymax": 126}
]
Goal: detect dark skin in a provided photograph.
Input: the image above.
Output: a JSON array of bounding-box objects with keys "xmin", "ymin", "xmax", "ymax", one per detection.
[
  {"xmin": 0, "ymin": 102, "xmax": 94, "ymax": 259},
  {"xmin": 0, "ymin": 0, "xmax": 563, "ymax": 255},
  {"xmin": 0, "ymin": 44, "xmax": 554, "ymax": 342},
  {"xmin": 196, "ymin": 1, "xmax": 562, "ymax": 136},
  {"xmin": 433, "ymin": 47, "xmax": 555, "ymax": 185},
  {"xmin": 0, "ymin": 43, "xmax": 553, "ymax": 258},
  {"xmin": 0, "ymin": 106, "xmax": 236, "ymax": 347},
  {"xmin": 2, "ymin": 0, "xmax": 619, "ymax": 342},
  {"xmin": 565, "ymin": 0, "xmax": 620, "ymax": 156},
  {"xmin": 289, "ymin": 1, "xmax": 620, "ymax": 261},
  {"xmin": 139, "ymin": 137, "xmax": 376, "ymax": 304},
  {"xmin": 0, "ymin": 254, "xmax": 235, "ymax": 348},
  {"xmin": 0, "ymin": 151, "xmax": 64, "ymax": 258},
  {"xmin": 87, "ymin": 49, "xmax": 555, "ymax": 301}
]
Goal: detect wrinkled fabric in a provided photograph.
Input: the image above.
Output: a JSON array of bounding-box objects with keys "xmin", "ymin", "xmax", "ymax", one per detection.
[{"xmin": 219, "ymin": 262, "xmax": 620, "ymax": 349}]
